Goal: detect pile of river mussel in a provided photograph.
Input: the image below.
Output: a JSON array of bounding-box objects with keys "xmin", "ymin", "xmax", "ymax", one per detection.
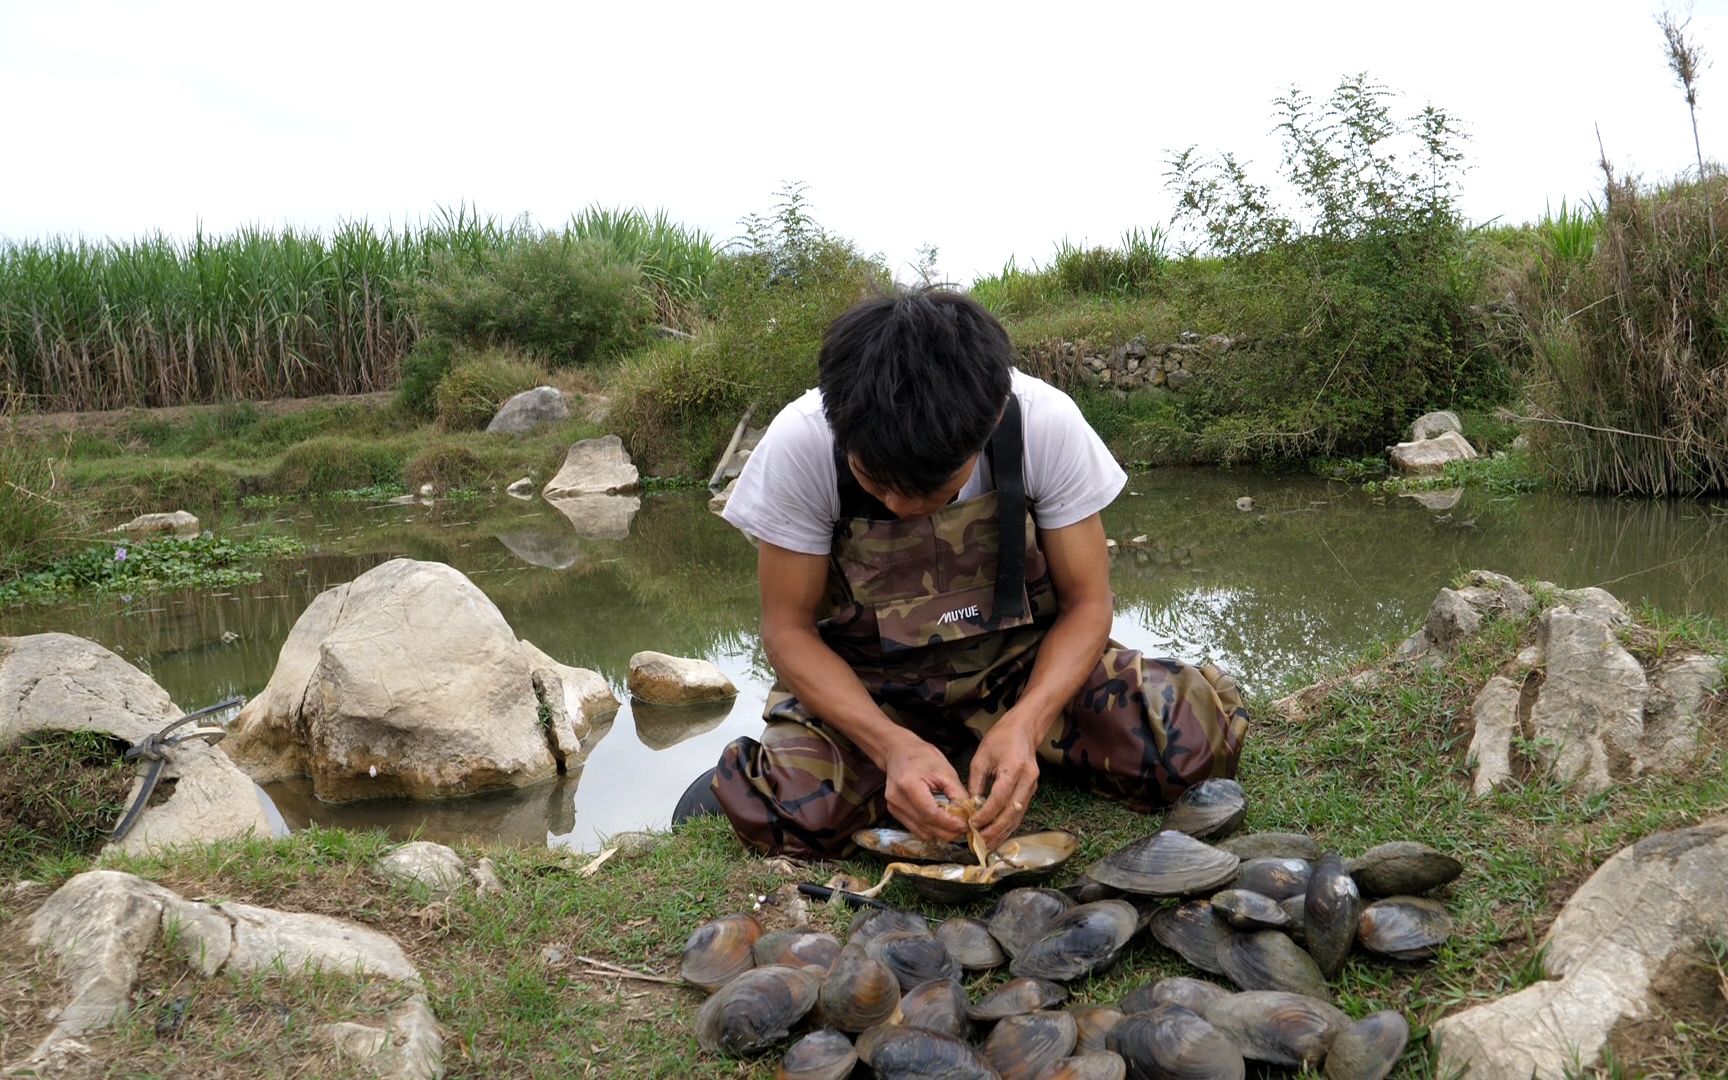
[{"xmin": 677, "ymin": 778, "xmax": 1457, "ymax": 1078}]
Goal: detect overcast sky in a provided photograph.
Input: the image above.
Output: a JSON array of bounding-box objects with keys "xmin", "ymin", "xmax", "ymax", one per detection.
[{"xmin": 3, "ymin": 0, "xmax": 1726, "ymax": 283}]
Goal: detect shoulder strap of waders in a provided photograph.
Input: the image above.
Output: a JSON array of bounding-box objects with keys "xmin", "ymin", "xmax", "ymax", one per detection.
[{"xmin": 988, "ymin": 395, "xmax": 1027, "ymax": 625}]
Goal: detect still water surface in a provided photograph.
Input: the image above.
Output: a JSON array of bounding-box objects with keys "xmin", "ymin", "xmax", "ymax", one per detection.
[{"xmin": 4, "ymin": 471, "xmax": 1723, "ymax": 851}]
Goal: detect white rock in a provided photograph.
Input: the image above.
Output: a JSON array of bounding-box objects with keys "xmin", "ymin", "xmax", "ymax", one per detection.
[
  {"xmin": 1423, "ymin": 588, "xmax": 1483, "ymax": 650},
  {"xmin": 110, "ymin": 510, "xmax": 200, "ymax": 539},
  {"xmin": 378, "ymin": 841, "xmax": 468, "ymax": 894},
  {"xmin": 1639, "ymin": 653, "xmax": 1725, "ymax": 773},
  {"xmin": 542, "ymin": 434, "xmax": 639, "ymax": 498},
  {"xmin": 709, "ymin": 477, "xmax": 739, "ymax": 515},
  {"xmin": 545, "ymin": 493, "xmax": 640, "ymax": 540},
  {"xmin": 1389, "ymin": 430, "xmax": 1477, "ymax": 474},
  {"xmin": 519, "ymin": 639, "xmax": 618, "ymax": 768},
  {"xmin": 1466, "ymin": 675, "xmax": 1523, "ymax": 796},
  {"xmin": 471, "ymin": 857, "xmax": 506, "ymax": 897},
  {"xmin": 1432, "ymin": 818, "xmax": 1728, "ymax": 1080},
  {"xmin": 1234, "ymin": 496, "xmax": 1254, "ymax": 512},
  {"xmin": 1409, "ymin": 409, "xmax": 1463, "ymax": 441},
  {"xmin": 418, "ymin": 483, "xmax": 435, "ymax": 498},
  {"xmin": 1527, "ymin": 605, "xmax": 1649, "ymax": 794},
  {"xmin": 506, "ymin": 476, "xmax": 534, "ymax": 499},
  {"xmin": 486, "ymin": 385, "xmax": 568, "ymax": 435},
  {"xmin": 627, "ymin": 651, "xmax": 737, "ymax": 706}
]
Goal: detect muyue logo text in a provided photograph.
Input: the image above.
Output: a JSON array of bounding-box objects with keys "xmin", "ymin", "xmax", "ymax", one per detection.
[{"xmin": 937, "ymin": 605, "xmax": 981, "ymax": 625}]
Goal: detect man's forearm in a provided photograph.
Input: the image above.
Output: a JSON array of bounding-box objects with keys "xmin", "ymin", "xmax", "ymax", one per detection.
[
  {"xmin": 1006, "ymin": 597, "xmax": 1113, "ymax": 735},
  {"xmin": 762, "ymin": 622, "xmax": 921, "ymax": 767}
]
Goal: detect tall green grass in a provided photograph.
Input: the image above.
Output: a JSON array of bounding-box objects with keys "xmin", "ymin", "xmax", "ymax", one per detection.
[{"xmin": 0, "ymin": 403, "xmax": 84, "ymax": 580}]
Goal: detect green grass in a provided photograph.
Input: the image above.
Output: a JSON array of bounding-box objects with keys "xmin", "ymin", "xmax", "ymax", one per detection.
[
  {"xmin": 1364, "ymin": 451, "xmax": 1545, "ymax": 496},
  {"xmin": 0, "ymin": 730, "xmax": 134, "ymax": 878}
]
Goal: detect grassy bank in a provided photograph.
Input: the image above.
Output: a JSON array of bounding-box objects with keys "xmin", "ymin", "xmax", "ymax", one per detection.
[{"xmin": 4, "ymin": 591, "xmax": 1724, "ymax": 1077}]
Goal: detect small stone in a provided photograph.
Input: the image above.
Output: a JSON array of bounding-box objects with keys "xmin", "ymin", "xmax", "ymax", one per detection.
[
  {"xmin": 627, "ymin": 651, "xmax": 738, "ymax": 706},
  {"xmin": 1178, "ymin": 330, "xmax": 1201, "ymax": 344},
  {"xmin": 378, "ymin": 842, "xmax": 467, "ymax": 894},
  {"xmin": 219, "ymin": 631, "xmax": 240, "ymax": 644},
  {"xmin": 1235, "ymin": 497, "xmax": 1254, "ymax": 512},
  {"xmin": 418, "ymin": 483, "xmax": 435, "ymax": 498},
  {"xmin": 506, "ymin": 477, "xmax": 534, "ymax": 499},
  {"xmin": 540, "ymin": 945, "xmax": 568, "ymax": 966},
  {"xmin": 471, "ymin": 857, "xmax": 506, "ymax": 897},
  {"xmin": 1166, "ymin": 368, "xmax": 1195, "ymax": 391},
  {"xmin": 1105, "ymin": 539, "xmax": 1119, "ymax": 552},
  {"xmin": 110, "ymin": 511, "xmax": 200, "ymax": 539},
  {"xmin": 1409, "ymin": 410, "xmax": 1463, "ymax": 441},
  {"xmin": 1127, "ymin": 534, "xmax": 1150, "ymax": 546}
]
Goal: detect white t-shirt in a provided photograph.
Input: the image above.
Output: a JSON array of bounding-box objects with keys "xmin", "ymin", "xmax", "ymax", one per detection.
[{"xmin": 722, "ymin": 370, "xmax": 1127, "ymax": 555}]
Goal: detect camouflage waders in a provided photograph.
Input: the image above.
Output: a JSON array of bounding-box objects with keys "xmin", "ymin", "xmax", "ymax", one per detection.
[{"xmin": 712, "ymin": 398, "xmax": 1249, "ymax": 858}]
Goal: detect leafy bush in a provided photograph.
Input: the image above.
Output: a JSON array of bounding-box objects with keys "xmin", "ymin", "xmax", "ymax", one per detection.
[
  {"xmin": 404, "ymin": 440, "xmax": 484, "ymax": 492},
  {"xmin": 396, "ymin": 336, "xmax": 457, "ymax": 419},
  {"xmin": 270, "ymin": 436, "xmax": 409, "ymax": 494},
  {"xmin": 433, "ymin": 351, "xmax": 549, "ymax": 431}
]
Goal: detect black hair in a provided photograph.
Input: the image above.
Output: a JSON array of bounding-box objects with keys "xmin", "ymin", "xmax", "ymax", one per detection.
[{"xmin": 819, "ymin": 288, "xmax": 1014, "ymax": 495}]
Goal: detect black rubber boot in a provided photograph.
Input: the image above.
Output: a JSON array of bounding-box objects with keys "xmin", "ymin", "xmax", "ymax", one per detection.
[{"xmin": 672, "ymin": 766, "xmax": 723, "ymax": 823}]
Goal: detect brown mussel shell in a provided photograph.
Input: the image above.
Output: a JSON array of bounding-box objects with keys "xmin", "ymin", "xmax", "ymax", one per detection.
[
  {"xmin": 990, "ymin": 887, "xmax": 1075, "ymax": 958},
  {"xmin": 900, "ymin": 977, "xmax": 971, "ymax": 1040},
  {"xmin": 816, "ymin": 942, "xmax": 902, "ymax": 1033},
  {"xmin": 983, "ymin": 1009, "xmax": 1079, "ymax": 1080},
  {"xmin": 1162, "ymin": 778, "xmax": 1248, "ymax": 841},
  {"xmin": 847, "ymin": 907, "xmax": 931, "ymax": 948},
  {"xmin": 1070, "ymin": 1004, "xmax": 1126, "ymax": 1053},
  {"xmin": 1232, "ymin": 857, "xmax": 1312, "ymax": 900},
  {"xmin": 1033, "ymin": 1052, "xmax": 1128, "ymax": 1080},
  {"xmin": 1148, "ymin": 900, "xmax": 1231, "ymax": 976},
  {"xmin": 1210, "ymin": 889, "xmax": 1292, "ymax": 931},
  {"xmin": 1303, "ymin": 853, "xmax": 1360, "ymax": 980},
  {"xmin": 1107, "ymin": 1004, "xmax": 1245, "ymax": 1080},
  {"xmin": 1200, "ymin": 990, "xmax": 1349, "ymax": 1068},
  {"xmin": 753, "ymin": 930, "xmax": 842, "ymax": 977},
  {"xmin": 1218, "ymin": 831, "xmax": 1322, "ymax": 861},
  {"xmin": 1010, "ymin": 899, "xmax": 1138, "ymax": 983},
  {"xmin": 694, "ymin": 963, "xmax": 819, "ymax": 1057},
  {"xmin": 1356, "ymin": 896, "xmax": 1453, "ymax": 960},
  {"xmin": 1121, "ymin": 976, "xmax": 1231, "ymax": 1015},
  {"xmin": 866, "ymin": 929, "xmax": 961, "ymax": 993},
  {"xmin": 935, "ymin": 917, "xmax": 1007, "ymax": 972},
  {"xmin": 1216, "ymin": 931, "xmax": 1330, "ymax": 1000},
  {"xmin": 680, "ymin": 912, "xmax": 763, "ymax": 992},
  {"xmin": 1279, "ymin": 895, "xmax": 1308, "ymax": 943},
  {"xmin": 968, "ymin": 975, "xmax": 1070, "ymax": 1021},
  {"xmin": 857, "ymin": 1024, "xmax": 996, "ymax": 1079},
  {"xmin": 853, "ymin": 827, "xmax": 972, "ymax": 863},
  {"xmin": 1087, "ymin": 830, "xmax": 1240, "ymax": 897},
  {"xmin": 1324, "ymin": 1009, "xmax": 1411, "ymax": 1080},
  {"xmin": 1348, "ymin": 841, "xmax": 1464, "ymax": 897},
  {"xmin": 776, "ymin": 1028, "xmax": 857, "ymax": 1080}
]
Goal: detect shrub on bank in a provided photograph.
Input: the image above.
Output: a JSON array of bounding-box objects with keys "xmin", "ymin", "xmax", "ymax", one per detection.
[
  {"xmin": 0, "ymin": 413, "xmax": 82, "ymax": 581},
  {"xmin": 432, "ymin": 351, "xmax": 550, "ymax": 431},
  {"xmin": 270, "ymin": 436, "xmax": 410, "ymax": 495}
]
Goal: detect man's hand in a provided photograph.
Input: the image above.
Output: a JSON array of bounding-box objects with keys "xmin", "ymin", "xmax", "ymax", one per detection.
[
  {"xmin": 967, "ymin": 712, "xmax": 1044, "ymax": 850},
  {"xmin": 883, "ymin": 738, "xmax": 972, "ymax": 843}
]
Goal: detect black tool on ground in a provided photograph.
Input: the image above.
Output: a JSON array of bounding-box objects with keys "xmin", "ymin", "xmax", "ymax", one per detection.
[
  {"xmin": 796, "ymin": 882, "xmax": 889, "ymax": 910},
  {"xmin": 108, "ymin": 696, "xmax": 245, "ymax": 843}
]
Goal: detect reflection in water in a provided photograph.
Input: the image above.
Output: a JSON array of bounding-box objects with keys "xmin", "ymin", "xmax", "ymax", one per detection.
[{"xmin": 3, "ymin": 471, "xmax": 1723, "ymax": 851}]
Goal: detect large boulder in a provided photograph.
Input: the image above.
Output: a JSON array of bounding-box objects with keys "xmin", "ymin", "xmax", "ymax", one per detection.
[
  {"xmin": 1388, "ymin": 430, "xmax": 1477, "ymax": 474},
  {"xmin": 1409, "ymin": 409, "xmax": 1463, "ymax": 441},
  {"xmin": 1396, "ymin": 570, "xmax": 1534, "ymax": 658},
  {"xmin": 0, "ymin": 633, "xmax": 275, "ymax": 855},
  {"xmin": 110, "ymin": 510, "xmax": 200, "ymax": 539},
  {"xmin": 542, "ymin": 435, "xmax": 639, "ymax": 499},
  {"xmin": 225, "ymin": 558, "xmax": 612, "ymax": 802},
  {"xmin": 486, "ymin": 385, "xmax": 568, "ymax": 435},
  {"xmin": 1432, "ymin": 818, "xmax": 1728, "ymax": 1079}
]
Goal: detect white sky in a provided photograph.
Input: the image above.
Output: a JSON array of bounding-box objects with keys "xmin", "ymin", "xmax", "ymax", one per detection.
[{"xmin": 4, "ymin": 0, "xmax": 1726, "ymax": 284}]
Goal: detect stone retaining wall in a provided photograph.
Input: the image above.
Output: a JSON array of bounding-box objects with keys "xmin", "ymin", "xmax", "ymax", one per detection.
[{"xmin": 1062, "ymin": 331, "xmax": 1238, "ymax": 396}]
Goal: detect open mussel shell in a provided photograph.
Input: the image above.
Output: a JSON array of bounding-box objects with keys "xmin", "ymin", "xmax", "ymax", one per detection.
[
  {"xmin": 1218, "ymin": 831, "xmax": 1321, "ymax": 861},
  {"xmin": 990, "ymin": 887, "xmax": 1075, "ymax": 958},
  {"xmin": 936, "ymin": 916, "xmax": 1007, "ymax": 972},
  {"xmin": 853, "ymin": 827, "xmax": 972, "ymax": 863},
  {"xmin": 1356, "ymin": 896, "xmax": 1453, "ymax": 960},
  {"xmin": 1325, "ymin": 1009, "xmax": 1410, "ymax": 1080},
  {"xmin": 1232, "ymin": 857, "xmax": 1311, "ymax": 900},
  {"xmin": 900, "ymin": 977, "xmax": 971, "ymax": 1040},
  {"xmin": 866, "ymin": 930, "xmax": 961, "ymax": 993},
  {"xmin": 1107, "ymin": 1004, "xmax": 1245, "ymax": 1080},
  {"xmin": 1070, "ymin": 1005, "xmax": 1126, "ymax": 1053},
  {"xmin": 1200, "ymin": 990, "xmax": 1350, "ymax": 1069},
  {"xmin": 1121, "ymin": 976, "xmax": 1230, "ymax": 1015},
  {"xmin": 680, "ymin": 912, "xmax": 762, "ymax": 992},
  {"xmin": 1303, "ymin": 853, "xmax": 1360, "ymax": 980},
  {"xmin": 1162, "ymin": 778, "xmax": 1247, "ymax": 841},
  {"xmin": 983, "ymin": 1009, "xmax": 1079, "ymax": 1080},
  {"xmin": 847, "ymin": 907, "xmax": 931, "ymax": 948},
  {"xmin": 858, "ymin": 1024, "xmax": 996, "ymax": 1079},
  {"xmin": 1033, "ymin": 1051, "xmax": 1128, "ymax": 1080},
  {"xmin": 1088, "ymin": 830, "xmax": 1240, "ymax": 897},
  {"xmin": 968, "ymin": 976, "xmax": 1068, "ymax": 1021},
  {"xmin": 1010, "ymin": 899, "xmax": 1138, "ymax": 982},
  {"xmin": 1148, "ymin": 900, "xmax": 1231, "ymax": 976},
  {"xmin": 1216, "ymin": 931, "xmax": 1330, "ymax": 1000},
  {"xmin": 754, "ymin": 930, "xmax": 842, "ymax": 977},
  {"xmin": 694, "ymin": 964, "xmax": 819, "ymax": 1057},
  {"xmin": 817, "ymin": 943, "xmax": 902, "ymax": 1033},
  {"xmin": 1348, "ymin": 841, "xmax": 1463, "ymax": 897},
  {"xmin": 776, "ymin": 1028, "xmax": 857, "ymax": 1080},
  {"xmin": 1210, "ymin": 889, "xmax": 1291, "ymax": 931}
]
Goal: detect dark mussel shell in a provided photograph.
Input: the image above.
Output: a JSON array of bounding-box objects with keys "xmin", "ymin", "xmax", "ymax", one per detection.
[
  {"xmin": 1162, "ymin": 779, "xmax": 1248, "ymax": 841},
  {"xmin": 936, "ymin": 917, "xmax": 1007, "ymax": 972},
  {"xmin": 1059, "ymin": 875, "xmax": 1122, "ymax": 904},
  {"xmin": 1010, "ymin": 899, "xmax": 1139, "ymax": 983},
  {"xmin": 968, "ymin": 976, "xmax": 1069, "ymax": 1021},
  {"xmin": 1232, "ymin": 857, "xmax": 1311, "ymax": 900},
  {"xmin": 866, "ymin": 929, "xmax": 961, "ymax": 993},
  {"xmin": 900, "ymin": 977, "xmax": 971, "ymax": 1040},
  {"xmin": 853, "ymin": 827, "xmax": 972, "ymax": 863},
  {"xmin": 847, "ymin": 907, "xmax": 931, "ymax": 948},
  {"xmin": 1216, "ymin": 931, "xmax": 1330, "ymax": 1000},
  {"xmin": 1087, "ymin": 831, "xmax": 1240, "ymax": 897},
  {"xmin": 680, "ymin": 912, "xmax": 763, "ymax": 992},
  {"xmin": 1348, "ymin": 841, "xmax": 1463, "ymax": 897},
  {"xmin": 1070, "ymin": 1005, "xmax": 1126, "ymax": 1053},
  {"xmin": 857, "ymin": 1024, "xmax": 996, "ymax": 1079},
  {"xmin": 1200, "ymin": 990, "xmax": 1349, "ymax": 1068},
  {"xmin": 776, "ymin": 1028, "xmax": 857, "ymax": 1080},
  {"xmin": 983, "ymin": 1009, "xmax": 1079, "ymax": 1080},
  {"xmin": 695, "ymin": 963, "xmax": 820, "ymax": 1057},
  {"xmin": 989, "ymin": 887, "xmax": 1075, "ymax": 958},
  {"xmin": 816, "ymin": 943, "xmax": 901, "ymax": 1033},
  {"xmin": 1324, "ymin": 1010, "xmax": 1410, "ymax": 1080},
  {"xmin": 754, "ymin": 930, "xmax": 842, "ymax": 978},
  {"xmin": 1033, "ymin": 1052, "xmax": 1128, "ymax": 1080},
  {"xmin": 1210, "ymin": 889, "xmax": 1291, "ymax": 931},
  {"xmin": 1148, "ymin": 900, "xmax": 1231, "ymax": 976},
  {"xmin": 1107, "ymin": 1004, "xmax": 1245, "ymax": 1080},
  {"xmin": 1218, "ymin": 831, "xmax": 1321, "ymax": 862},
  {"xmin": 1279, "ymin": 895, "xmax": 1307, "ymax": 943},
  {"xmin": 1121, "ymin": 976, "xmax": 1230, "ymax": 1015},
  {"xmin": 1356, "ymin": 896, "xmax": 1453, "ymax": 960},
  {"xmin": 1303, "ymin": 853, "xmax": 1360, "ymax": 980}
]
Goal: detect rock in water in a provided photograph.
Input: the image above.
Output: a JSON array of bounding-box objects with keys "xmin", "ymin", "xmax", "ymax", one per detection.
[
  {"xmin": 486, "ymin": 385, "xmax": 568, "ymax": 435},
  {"xmin": 541, "ymin": 434, "xmax": 640, "ymax": 497},
  {"xmin": 1388, "ymin": 430, "xmax": 1477, "ymax": 474},
  {"xmin": 627, "ymin": 650, "xmax": 738, "ymax": 705},
  {"xmin": 109, "ymin": 510, "xmax": 200, "ymax": 538}
]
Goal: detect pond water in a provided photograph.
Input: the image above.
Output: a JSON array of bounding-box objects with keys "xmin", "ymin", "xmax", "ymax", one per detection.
[{"xmin": 4, "ymin": 471, "xmax": 1724, "ymax": 852}]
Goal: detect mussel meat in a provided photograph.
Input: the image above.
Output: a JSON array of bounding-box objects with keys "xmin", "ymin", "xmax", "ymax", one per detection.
[
  {"xmin": 1303, "ymin": 853, "xmax": 1359, "ymax": 980},
  {"xmin": 1216, "ymin": 931, "xmax": 1329, "ymax": 1000},
  {"xmin": 1010, "ymin": 899, "xmax": 1138, "ymax": 983},
  {"xmin": 1210, "ymin": 889, "xmax": 1291, "ymax": 931},
  {"xmin": 694, "ymin": 963, "xmax": 819, "ymax": 1057},
  {"xmin": 1032, "ymin": 1052, "xmax": 1128, "ymax": 1080},
  {"xmin": 816, "ymin": 942, "xmax": 901, "ymax": 1033},
  {"xmin": 1324, "ymin": 1010, "xmax": 1410, "ymax": 1080},
  {"xmin": 1107, "ymin": 1004, "xmax": 1245, "ymax": 1080},
  {"xmin": 1087, "ymin": 830, "xmax": 1240, "ymax": 897},
  {"xmin": 847, "ymin": 907, "xmax": 931, "ymax": 948},
  {"xmin": 1148, "ymin": 900, "xmax": 1231, "ymax": 976},
  {"xmin": 900, "ymin": 977, "xmax": 971, "ymax": 1040},
  {"xmin": 1217, "ymin": 831, "xmax": 1321, "ymax": 862},
  {"xmin": 1356, "ymin": 896, "xmax": 1453, "ymax": 960},
  {"xmin": 989, "ymin": 887, "xmax": 1075, "ymax": 958},
  {"xmin": 1232, "ymin": 857, "xmax": 1311, "ymax": 900},
  {"xmin": 680, "ymin": 912, "xmax": 763, "ymax": 992},
  {"xmin": 968, "ymin": 975, "xmax": 1069, "ymax": 1021},
  {"xmin": 936, "ymin": 916, "xmax": 1007, "ymax": 972},
  {"xmin": 1162, "ymin": 778, "xmax": 1247, "ymax": 841},
  {"xmin": 753, "ymin": 930, "xmax": 842, "ymax": 977},
  {"xmin": 866, "ymin": 929, "xmax": 961, "ymax": 993},
  {"xmin": 776, "ymin": 1028, "xmax": 857, "ymax": 1080},
  {"xmin": 857, "ymin": 1024, "xmax": 996, "ymax": 1079},
  {"xmin": 1348, "ymin": 841, "xmax": 1463, "ymax": 897},
  {"xmin": 1200, "ymin": 990, "xmax": 1349, "ymax": 1068},
  {"xmin": 1069, "ymin": 1004, "xmax": 1126, "ymax": 1053},
  {"xmin": 983, "ymin": 1009, "xmax": 1079, "ymax": 1080},
  {"xmin": 1121, "ymin": 976, "xmax": 1230, "ymax": 1015}
]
